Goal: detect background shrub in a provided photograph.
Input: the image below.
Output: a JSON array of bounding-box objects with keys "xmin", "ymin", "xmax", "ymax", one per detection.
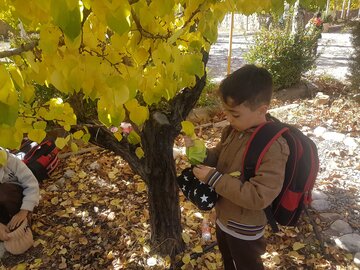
[{"xmin": 244, "ymin": 28, "xmax": 319, "ymax": 90}]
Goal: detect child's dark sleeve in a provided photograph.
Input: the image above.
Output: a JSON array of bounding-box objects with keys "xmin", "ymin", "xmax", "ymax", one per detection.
[{"xmin": 7, "ymin": 152, "xmax": 40, "ymax": 212}]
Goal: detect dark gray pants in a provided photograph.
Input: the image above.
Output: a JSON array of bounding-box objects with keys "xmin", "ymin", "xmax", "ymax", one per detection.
[
  {"xmin": 0, "ymin": 183, "xmax": 23, "ymax": 224},
  {"xmin": 216, "ymin": 225, "xmax": 266, "ymax": 270}
]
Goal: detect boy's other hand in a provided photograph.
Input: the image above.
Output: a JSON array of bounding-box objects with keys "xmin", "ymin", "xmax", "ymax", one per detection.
[
  {"xmin": 0, "ymin": 223, "xmax": 10, "ymax": 241},
  {"xmin": 8, "ymin": 209, "xmax": 29, "ymax": 230},
  {"xmin": 183, "ymin": 136, "xmax": 194, "ymax": 147},
  {"xmin": 193, "ymin": 165, "xmax": 213, "ymax": 182}
]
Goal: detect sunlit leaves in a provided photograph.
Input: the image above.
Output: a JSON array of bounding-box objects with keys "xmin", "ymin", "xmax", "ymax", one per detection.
[
  {"xmin": 28, "ymin": 129, "xmax": 47, "ymax": 143},
  {"xmin": 125, "ymin": 99, "xmax": 149, "ymax": 127},
  {"xmin": 105, "ymin": 3, "xmax": 131, "ymax": 36},
  {"xmin": 0, "ymin": 0, "xmax": 327, "ymax": 152}
]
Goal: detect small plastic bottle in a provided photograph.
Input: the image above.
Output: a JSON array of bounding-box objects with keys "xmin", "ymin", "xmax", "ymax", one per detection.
[{"xmin": 201, "ymin": 218, "xmax": 211, "ymax": 242}]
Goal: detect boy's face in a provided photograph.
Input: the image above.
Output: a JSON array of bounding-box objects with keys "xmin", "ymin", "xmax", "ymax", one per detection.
[{"xmin": 222, "ymin": 98, "xmax": 268, "ymax": 132}]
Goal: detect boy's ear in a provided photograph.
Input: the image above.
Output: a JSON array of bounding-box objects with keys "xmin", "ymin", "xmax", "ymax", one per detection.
[{"xmin": 257, "ymin": 104, "xmax": 269, "ymax": 115}]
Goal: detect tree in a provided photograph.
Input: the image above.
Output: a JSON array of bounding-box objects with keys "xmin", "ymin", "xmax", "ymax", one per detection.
[{"xmin": 0, "ymin": 0, "xmax": 325, "ymax": 257}]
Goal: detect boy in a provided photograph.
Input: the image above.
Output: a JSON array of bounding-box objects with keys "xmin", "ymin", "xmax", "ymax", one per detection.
[
  {"xmin": 0, "ymin": 148, "xmax": 39, "ymax": 242},
  {"xmin": 187, "ymin": 65, "xmax": 289, "ymax": 269}
]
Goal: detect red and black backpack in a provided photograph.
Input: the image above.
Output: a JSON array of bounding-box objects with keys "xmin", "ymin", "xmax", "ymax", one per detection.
[
  {"xmin": 243, "ymin": 115, "xmax": 319, "ymax": 232},
  {"xmin": 13, "ymin": 139, "xmax": 60, "ymax": 182}
]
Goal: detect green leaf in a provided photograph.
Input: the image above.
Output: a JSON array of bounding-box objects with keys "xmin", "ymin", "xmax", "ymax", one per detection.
[
  {"xmin": 182, "ymin": 54, "xmax": 204, "ymax": 77},
  {"xmin": 0, "ymin": 101, "xmax": 18, "ymax": 126},
  {"xmin": 127, "ymin": 131, "xmax": 141, "ymax": 145},
  {"xmin": 51, "ymin": 0, "xmax": 81, "ymax": 40},
  {"xmin": 106, "ymin": 7, "xmax": 131, "ymax": 36},
  {"xmin": 186, "ymin": 139, "xmax": 207, "ymax": 165}
]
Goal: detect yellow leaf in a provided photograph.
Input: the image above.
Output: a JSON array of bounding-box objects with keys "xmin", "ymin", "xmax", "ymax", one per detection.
[
  {"xmin": 51, "ymin": 197, "xmax": 59, "ymax": 205},
  {"xmin": 136, "ymin": 182, "xmax": 146, "ymax": 193},
  {"xmin": 110, "ymin": 199, "xmax": 121, "ymax": 207},
  {"xmin": 79, "ymin": 237, "xmax": 88, "ymax": 245},
  {"xmin": 288, "ymin": 251, "xmax": 305, "ymax": 260},
  {"xmin": 229, "ymin": 171, "xmax": 241, "ymax": 177},
  {"xmin": 0, "ymin": 149, "xmax": 7, "ymax": 166},
  {"xmin": 181, "ymin": 121, "xmax": 195, "ymax": 137},
  {"xmin": 135, "ymin": 147, "xmax": 144, "ymax": 159},
  {"xmin": 55, "ymin": 137, "xmax": 68, "ymax": 149},
  {"xmin": 182, "ymin": 232, "xmax": 190, "ymax": 244},
  {"xmin": 292, "ymin": 242, "xmax": 305, "ymax": 251},
  {"xmin": 28, "ymin": 129, "xmax": 46, "ymax": 143},
  {"xmin": 13, "ymin": 263, "xmax": 27, "ymax": 270},
  {"xmin": 192, "ymin": 245, "xmax": 203, "ymax": 253},
  {"xmin": 71, "ymin": 142, "xmax": 78, "ymax": 152},
  {"xmin": 92, "ymin": 226, "xmax": 101, "ymax": 234},
  {"xmin": 182, "ymin": 253, "xmax": 191, "ymax": 265},
  {"xmin": 273, "ymin": 255, "xmax": 281, "ymax": 264},
  {"xmin": 59, "ymin": 248, "xmax": 67, "ymax": 255},
  {"xmin": 114, "ymin": 131, "xmax": 123, "ymax": 141},
  {"xmin": 78, "ymin": 171, "xmax": 87, "ymax": 178},
  {"xmin": 73, "ymin": 130, "xmax": 84, "ymax": 140}
]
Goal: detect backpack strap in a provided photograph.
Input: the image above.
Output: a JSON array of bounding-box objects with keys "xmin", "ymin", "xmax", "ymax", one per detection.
[{"xmin": 242, "ymin": 121, "xmax": 289, "ymax": 232}]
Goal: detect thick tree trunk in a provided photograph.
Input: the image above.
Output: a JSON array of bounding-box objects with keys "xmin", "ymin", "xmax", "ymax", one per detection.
[
  {"xmin": 84, "ymin": 53, "xmax": 208, "ymax": 258},
  {"xmin": 142, "ymin": 118, "xmax": 184, "ymax": 257}
]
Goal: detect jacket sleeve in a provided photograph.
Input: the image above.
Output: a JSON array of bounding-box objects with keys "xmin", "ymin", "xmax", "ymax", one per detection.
[
  {"xmin": 7, "ymin": 152, "xmax": 40, "ymax": 211},
  {"xmin": 202, "ymin": 125, "xmax": 232, "ymax": 167},
  {"xmin": 206, "ymin": 137, "xmax": 289, "ymax": 210}
]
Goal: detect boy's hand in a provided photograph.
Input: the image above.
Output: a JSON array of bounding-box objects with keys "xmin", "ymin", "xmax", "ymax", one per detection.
[
  {"xmin": 8, "ymin": 209, "xmax": 29, "ymax": 230},
  {"xmin": 0, "ymin": 223, "xmax": 10, "ymax": 241},
  {"xmin": 183, "ymin": 136, "xmax": 194, "ymax": 147},
  {"xmin": 193, "ymin": 165, "xmax": 213, "ymax": 183}
]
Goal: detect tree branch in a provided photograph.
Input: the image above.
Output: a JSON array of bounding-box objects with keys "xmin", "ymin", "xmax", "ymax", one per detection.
[
  {"xmin": 0, "ymin": 40, "xmax": 38, "ymax": 59},
  {"xmin": 169, "ymin": 50, "xmax": 209, "ymax": 129},
  {"xmin": 86, "ymin": 124, "xmax": 148, "ymax": 181}
]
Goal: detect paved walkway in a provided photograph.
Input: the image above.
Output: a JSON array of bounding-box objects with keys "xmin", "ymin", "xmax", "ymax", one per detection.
[{"xmin": 207, "ymin": 32, "xmax": 354, "ymax": 83}]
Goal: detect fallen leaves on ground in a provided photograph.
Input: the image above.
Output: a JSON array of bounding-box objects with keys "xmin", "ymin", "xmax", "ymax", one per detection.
[{"xmin": 1, "ymin": 78, "xmax": 359, "ymax": 269}]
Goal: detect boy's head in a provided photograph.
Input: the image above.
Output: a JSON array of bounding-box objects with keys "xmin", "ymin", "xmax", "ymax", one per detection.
[{"xmin": 218, "ymin": 64, "xmax": 273, "ymax": 131}]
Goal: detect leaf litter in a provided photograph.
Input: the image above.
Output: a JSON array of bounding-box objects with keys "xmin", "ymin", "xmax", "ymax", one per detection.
[{"xmin": 1, "ymin": 78, "xmax": 359, "ymax": 269}]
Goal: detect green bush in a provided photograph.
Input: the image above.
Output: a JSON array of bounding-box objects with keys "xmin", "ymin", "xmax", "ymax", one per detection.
[
  {"xmin": 197, "ymin": 78, "xmax": 219, "ymax": 107},
  {"xmin": 244, "ymin": 28, "xmax": 319, "ymax": 90},
  {"xmin": 348, "ymin": 21, "xmax": 360, "ymax": 93}
]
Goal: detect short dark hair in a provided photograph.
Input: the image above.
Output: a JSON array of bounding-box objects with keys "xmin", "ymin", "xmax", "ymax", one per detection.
[{"xmin": 218, "ymin": 64, "xmax": 273, "ymax": 110}]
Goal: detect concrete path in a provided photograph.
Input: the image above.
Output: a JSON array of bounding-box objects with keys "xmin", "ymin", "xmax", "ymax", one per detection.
[{"xmin": 207, "ymin": 32, "xmax": 354, "ymax": 83}]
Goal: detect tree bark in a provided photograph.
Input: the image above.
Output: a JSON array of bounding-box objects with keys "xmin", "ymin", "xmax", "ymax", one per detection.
[
  {"xmin": 141, "ymin": 116, "xmax": 184, "ymax": 257},
  {"xmin": 346, "ymin": 0, "xmax": 352, "ymax": 19},
  {"xmin": 291, "ymin": 0, "xmax": 305, "ymax": 36},
  {"xmin": 326, "ymin": 0, "xmax": 331, "ymax": 15}
]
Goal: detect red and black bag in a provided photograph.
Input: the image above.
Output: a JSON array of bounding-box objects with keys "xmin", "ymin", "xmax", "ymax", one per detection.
[
  {"xmin": 13, "ymin": 139, "xmax": 60, "ymax": 182},
  {"xmin": 243, "ymin": 115, "xmax": 319, "ymax": 232}
]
